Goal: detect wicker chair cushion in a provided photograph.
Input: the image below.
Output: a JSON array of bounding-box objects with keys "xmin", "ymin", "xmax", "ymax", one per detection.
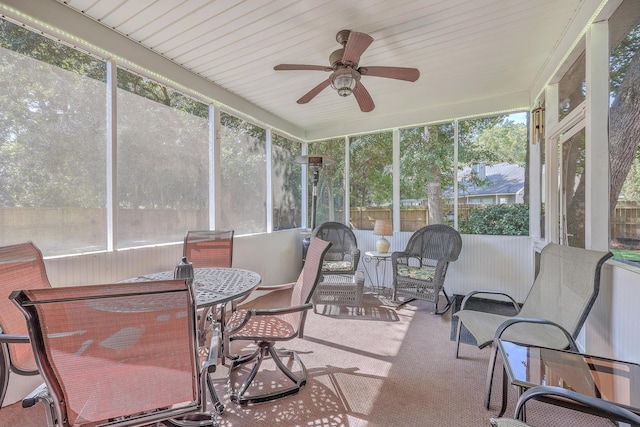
[
  {"xmin": 322, "ymin": 260, "xmax": 353, "ymax": 272},
  {"xmin": 397, "ymin": 265, "xmax": 435, "ymax": 281}
]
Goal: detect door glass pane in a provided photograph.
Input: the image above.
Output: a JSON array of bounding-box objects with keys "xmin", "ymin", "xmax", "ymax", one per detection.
[
  {"xmin": 349, "ymin": 132, "xmax": 393, "ymax": 231},
  {"xmin": 307, "ymin": 139, "xmax": 345, "ymax": 226},
  {"xmin": 560, "ymin": 128, "xmax": 586, "ymax": 248},
  {"xmin": 558, "ymin": 49, "xmax": 586, "ymax": 121},
  {"xmin": 272, "ymin": 134, "xmax": 301, "ymax": 230},
  {"xmin": 399, "ymin": 123, "xmax": 454, "ymax": 231}
]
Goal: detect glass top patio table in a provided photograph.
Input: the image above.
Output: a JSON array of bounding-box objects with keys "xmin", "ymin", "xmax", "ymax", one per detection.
[
  {"xmin": 497, "ymin": 339, "xmax": 640, "ymax": 419},
  {"xmin": 122, "ymin": 267, "xmax": 262, "ymax": 308}
]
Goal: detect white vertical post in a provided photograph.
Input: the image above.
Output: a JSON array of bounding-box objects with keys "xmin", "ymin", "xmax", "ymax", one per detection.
[
  {"xmin": 586, "ymin": 20, "xmax": 610, "ymax": 251},
  {"xmin": 453, "ymin": 119, "xmax": 459, "ymax": 229},
  {"xmin": 266, "ymin": 128, "xmax": 273, "ymax": 233},
  {"xmin": 392, "ymin": 128, "xmax": 400, "ymax": 236},
  {"xmin": 106, "ymin": 59, "xmax": 117, "ymax": 252},
  {"xmin": 301, "ymin": 142, "xmax": 308, "ymax": 229},
  {"xmin": 344, "ymin": 136, "xmax": 350, "ymax": 226},
  {"xmin": 210, "ymin": 105, "xmax": 220, "ymax": 229},
  {"xmin": 545, "ymin": 84, "xmax": 560, "ymax": 244}
]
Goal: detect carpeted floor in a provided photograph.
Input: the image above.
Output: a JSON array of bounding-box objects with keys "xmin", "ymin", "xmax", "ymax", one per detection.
[{"xmin": 0, "ymin": 289, "xmax": 613, "ymax": 427}]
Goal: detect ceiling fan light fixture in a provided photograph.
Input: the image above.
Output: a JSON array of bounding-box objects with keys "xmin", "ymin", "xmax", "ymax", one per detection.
[{"xmin": 330, "ymin": 68, "xmax": 359, "ymax": 97}]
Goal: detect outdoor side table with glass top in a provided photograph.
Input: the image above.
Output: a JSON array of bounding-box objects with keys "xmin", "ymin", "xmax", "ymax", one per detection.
[
  {"xmin": 363, "ymin": 251, "xmax": 392, "ymax": 295},
  {"xmin": 496, "ymin": 339, "xmax": 640, "ymax": 421}
]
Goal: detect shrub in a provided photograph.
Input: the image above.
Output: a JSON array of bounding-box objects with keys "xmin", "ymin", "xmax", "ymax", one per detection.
[{"xmin": 459, "ymin": 203, "xmax": 529, "ymax": 235}]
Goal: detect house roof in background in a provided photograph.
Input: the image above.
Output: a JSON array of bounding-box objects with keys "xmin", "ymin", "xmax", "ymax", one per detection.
[{"xmin": 453, "ymin": 163, "xmax": 525, "ymax": 197}]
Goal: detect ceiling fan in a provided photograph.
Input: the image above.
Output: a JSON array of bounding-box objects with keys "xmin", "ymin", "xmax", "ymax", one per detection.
[{"xmin": 274, "ymin": 29, "xmax": 420, "ymax": 112}]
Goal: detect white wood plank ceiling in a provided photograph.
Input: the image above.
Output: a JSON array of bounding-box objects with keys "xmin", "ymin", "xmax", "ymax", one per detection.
[{"xmin": 42, "ymin": 0, "xmax": 588, "ymax": 139}]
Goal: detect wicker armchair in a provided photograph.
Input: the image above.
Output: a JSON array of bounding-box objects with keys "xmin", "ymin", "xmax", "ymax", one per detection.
[
  {"xmin": 391, "ymin": 224, "xmax": 462, "ymax": 314},
  {"xmin": 312, "ymin": 222, "xmax": 360, "ymax": 276}
]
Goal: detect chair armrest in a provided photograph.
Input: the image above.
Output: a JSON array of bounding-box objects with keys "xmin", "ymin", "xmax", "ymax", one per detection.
[
  {"xmin": 350, "ymin": 249, "xmax": 360, "ymax": 269},
  {"xmin": 391, "ymin": 251, "xmax": 413, "ymax": 265},
  {"xmin": 514, "ymin": 385, "xmax": 640, "ymax": 424},
  {"xmin": 0, "ymin": 333, "xmax": 31, "ymax": 344},
  {"xmin": 249, "ymin": 303, "xmax": 312, "ymax": 317},
  {"xmin": 226, "ymin": 303, "xmax": 313, "ymax": 334},
  {"xmin": 22, "ymin": 382, "xmax": 51, "ymax": 409},
  {"xmin": 494, "ymin": 317, "xmax": 578, "ymax": 351},
  {"xmin": 460, "ymin": 290, "xmax": 520, "ymax": 312},
  {"xmin": 254, "ymin": 282, "xmax": 295, "ymax": 292}
]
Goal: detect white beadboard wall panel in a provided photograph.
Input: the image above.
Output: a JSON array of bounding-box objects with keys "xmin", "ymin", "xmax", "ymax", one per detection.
[
  {"xmin": 585, "ymin": 262, "xmax": 640, "ymax": 363},
  {"xmin": 43, "ymin": 229, "xmax": 302, "ymax": 288},
  {"xmin": 447, "ymin": 235, "xmax": 534, "ymax": 301},
  {"xmin": 352, "ymin": 230, "xmax": 533, "ymax": 302}
]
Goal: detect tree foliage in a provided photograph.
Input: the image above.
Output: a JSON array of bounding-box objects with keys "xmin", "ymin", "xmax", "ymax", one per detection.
[
  {"xmin": 349, "ymin": 132, "xmax": 392, "ymax": 208},
  {"xmin": 610, "ymin": 24, "xmax": 640, "ymax": 216}
]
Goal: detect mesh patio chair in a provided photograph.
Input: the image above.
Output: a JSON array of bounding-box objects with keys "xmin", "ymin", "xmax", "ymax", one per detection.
[
  {"xmin": 454, "ymin": 242, "xmax": 612, "ymax": 409},
  {"xmin": 489, "ymin": 385, "xmax": 640, "ymax": 426},
  {"xmin": 11, "ymin": 279, "xmax": 214, "ymax": 427},
  {"xmin": 224, "ymin": 238, "xmax": 331, "ymax": 405},
  {"xmin": 391, "ymin": 224, "xmax": 462, "ymax": 314},
  {"xmin": 184, "ymin": 229, "xmax": 236, "ymax": 362},
  {"xmin": 311, "ymin": 222, "xmax": 360, "ymax": 276},
  {"xmin": 0, "ymin": 242, "xmax": 51, "ymax": 409},
  {"xmin": 183, "ymin": 230, "xmax": 234, "ymax": 268}
]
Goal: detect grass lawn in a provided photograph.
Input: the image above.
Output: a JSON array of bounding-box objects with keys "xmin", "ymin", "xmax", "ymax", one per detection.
[{"xmin": 611, "ymin": 248, "xmax": 640, "ymax": 262}]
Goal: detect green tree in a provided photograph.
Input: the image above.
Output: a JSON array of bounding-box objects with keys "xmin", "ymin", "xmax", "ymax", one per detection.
[
  {"xmin": 610, "ymin": 25, "xmax": 640, "ymax": 216},
  {"xmin": 350, "ymin": 132, "xmax": 392, "ymax": 208}
]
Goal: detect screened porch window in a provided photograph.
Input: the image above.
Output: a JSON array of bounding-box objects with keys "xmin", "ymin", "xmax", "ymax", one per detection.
[
  {"xmin": 117, "ymin": 69, "xmax": 209, "ymax": 248},
  {"xmin": 608, "ymin": 0, "xmax": 640, "ymax": 265},
  {"xmin": 218, "ymin": 112, "xmax": 267, "ymax": 235},
  {"xmin": 349, "ymin": 132, "xmax": 393, "ymax": 231},
  {"xmin": 399, "ymin": 123, "xmax": 454, "ymax": 231},
  {"xmin": 0, "ymin": 19, "xmax": 108, "ymax": 255},
  {"xmin": 272, "ymin": 134, "xmax": 302, "ymax": 231}
]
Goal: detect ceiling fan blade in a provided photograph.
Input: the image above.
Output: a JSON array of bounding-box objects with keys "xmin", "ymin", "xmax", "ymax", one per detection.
[
  {"xmin": 359, "ymin": 66, "xmax": 420, "ymax": 82},
  {"xmin": 275, "ymin": 64, "xmax": 332, "ymax": 72},
  {"xmin": 297, "ymin": 79, "xmax": 331, "ymax": 104},
  {"xmin": 353, "ymin": 82, "xmax": 375, "ymax": 112},
  {"xmin": 342, "ymin": 32, "xmax": 374, "ymax": 66}
]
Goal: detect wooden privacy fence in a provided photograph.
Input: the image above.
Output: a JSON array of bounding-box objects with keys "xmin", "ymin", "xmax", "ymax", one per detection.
[
  {"xmin": 611, "ymin": 202, "xmax": 640, "ymax": 243},
  {"xmin": 351, "ymin": 202, "xmax": 640, "ymax": 239},
  {"xmin": 349, "ymin": 206, "xmax": 474, "ymax": 231}
]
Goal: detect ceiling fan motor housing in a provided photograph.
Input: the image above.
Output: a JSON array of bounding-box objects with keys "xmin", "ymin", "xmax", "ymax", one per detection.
[{"xmin": 330, "ymin": 48, "xmax": 345, "ymax": 68}]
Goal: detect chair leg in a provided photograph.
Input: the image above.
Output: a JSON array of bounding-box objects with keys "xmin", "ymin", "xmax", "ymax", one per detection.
[
  {"xmin": 228, "ymin": 341, "xmax": 307, "ymax": 406},
  {"xmin": 454, "ymin": 318, "xmax": 463, "ymax": 358},
  {"xmin": 434, "ymin": 289, "xmax": 453, "ymax": 315},
  {"xmin": 485, "ymin": 344, "xmax": 499, "ymax": 409}
]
